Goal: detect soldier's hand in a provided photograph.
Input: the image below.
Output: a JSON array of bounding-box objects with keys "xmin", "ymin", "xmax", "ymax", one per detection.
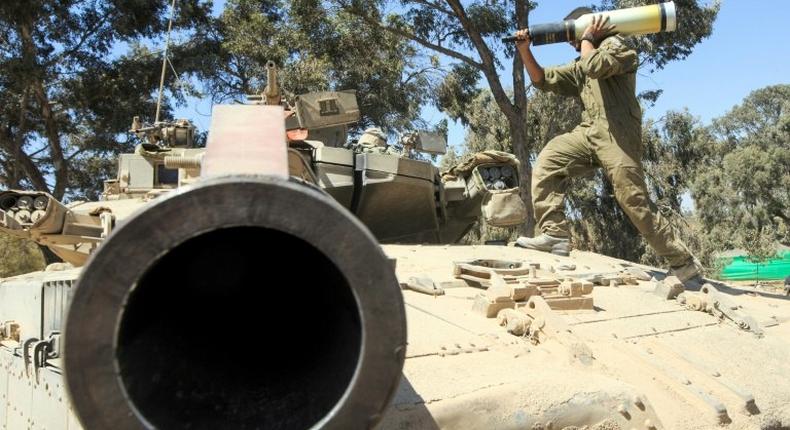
[
  {"xmin": 582, "ymin": 15, "xmax": 617, "ymax": 44},
  {"xmin": 514, "ymin": 28, "xmax": 531, "ymax": 47}
]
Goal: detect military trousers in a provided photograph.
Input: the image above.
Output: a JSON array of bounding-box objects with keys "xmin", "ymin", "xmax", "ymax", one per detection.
[{"xmin": 531, "ymin": 120, "xmax": 693, "ymax": 267}]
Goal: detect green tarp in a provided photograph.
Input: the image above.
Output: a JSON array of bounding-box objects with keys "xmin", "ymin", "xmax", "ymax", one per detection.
[{"xmin": 718, "ymin": 251, "xmax": 790, "ymax": 281}]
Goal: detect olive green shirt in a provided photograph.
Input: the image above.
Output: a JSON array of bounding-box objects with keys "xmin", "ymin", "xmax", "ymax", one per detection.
[{"xmin": 534, "ymin": 35, "xmax": 641, "ymax": 130}]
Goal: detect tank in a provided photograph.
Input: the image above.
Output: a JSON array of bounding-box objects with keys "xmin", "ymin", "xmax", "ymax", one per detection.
[{"xmin": 1, "ymin": 65, "xmax": 790, "ymax": 430}]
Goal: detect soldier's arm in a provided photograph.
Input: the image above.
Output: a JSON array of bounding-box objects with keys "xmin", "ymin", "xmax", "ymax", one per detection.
[
  {"xmin": 516, "ymin": 30, "xmax": 580, "ymax": 96},
  {"xmin": 515, "ymin": 29, "xmax": 545, "ymax": 84},
  {"xmin": 536, "ymin": 63, "xmax": 583, "ymax": 96}
]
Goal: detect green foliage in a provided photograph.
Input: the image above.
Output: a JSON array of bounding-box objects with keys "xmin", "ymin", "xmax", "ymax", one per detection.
[
  {"xmin": 197, "ymin": 0, "xmax": 433, "ymax": 132},
  {"xmin": 0, "ymin": 234, "xmax": 45, "ymax": 278},
  {"xmin": 463, "ymin": 90, "xmax": 514, "ymax": 154},
  {"xmin": 0, "ymin": 0, "xmax": 212, "ymax": 200},
  {"xmin": 635, "ymin": 110, "xmax": 706, "ymax": 266},
  {"xmin": 436, "ymin": 64, "xmax": 483, "ymax": 126},
  {"xmin": 439, "ymin": 145, "xmax": 460, "ymax": 172},
  {"xmin": 691, "ymin": 84, "xmax": 790, "ymax": 264},
  {"xmin": 642, "ymin": 110, "xmax": 704, "ymax": 212},
  {"xmin": 460, "ymin": 88, "xmax": 585, "ymax": 156}
]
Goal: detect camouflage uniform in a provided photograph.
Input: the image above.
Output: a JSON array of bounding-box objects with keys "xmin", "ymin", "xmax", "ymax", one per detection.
[{"xmin": 531, "ymin": 35, "xmax": 692, "ymax": 266}]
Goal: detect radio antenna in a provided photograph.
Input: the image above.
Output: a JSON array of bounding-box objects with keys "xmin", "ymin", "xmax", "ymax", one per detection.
[{"xmin": 154, "ymin": 0, "xmax": 178, "ymax": 123}]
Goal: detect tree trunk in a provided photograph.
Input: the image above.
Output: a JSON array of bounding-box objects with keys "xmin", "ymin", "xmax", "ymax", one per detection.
[
  {"xmin": 510, "ymin": 0, "xmax": 535, "ymax": 237},
  {"xmin": 0, "ymin": 132, "xmax": 49, "ymax": 192},
  {"xmin": 0, "ymin": 87, "xmax": 51, "ymax": 193},
  {"xmin": 31, "ymin": 80, "xmax": 67, "ymax": 199},
  {"xmin": 509, "ymin": 120, "xmax": 535, "ymax": 237},
  {"xmin": 20, "ymin": 21, "xmax": 67, "ymax": 198}
]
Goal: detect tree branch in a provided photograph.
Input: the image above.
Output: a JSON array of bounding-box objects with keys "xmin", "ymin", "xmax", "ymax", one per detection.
[
  {"xmin": 512, "ymin": 0, "xmax": 528, "ymax": 119},
  {"xmin": 66, "ymin": 147, "xmax": 88, "ymax": 162},
  {"xmin": 20, "ymin": 21, "xmax": 68, "ymax": 198},
  {"xmin": 26, "ymin": 145, "xmax": 48, "ymax": 158},
  {"xmin": 402, "ymin": 65, "xmax": 442, "ymax": 85},
  {"xmin": 48, "ymin": 14, "xmax": 111, "ymax": 67},
  {"xmin": 443, "ymin": 0, "xmax": 515, "ymax": 120},
  {"xmin": 405, "ymin": 0, "xmax": 454, "ymax": 16},
  {"xmin": 340, "ymin": 3, "xmax": 483, "ymax": 69},
  {"xmin": 0, "ymin": 133, "xmax": 50, "ymax": 194}
]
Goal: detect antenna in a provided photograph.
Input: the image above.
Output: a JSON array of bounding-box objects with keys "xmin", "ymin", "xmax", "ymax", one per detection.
[{"xmin": 154, "ymin": 0, "xmax": 178, "ymax": 123}]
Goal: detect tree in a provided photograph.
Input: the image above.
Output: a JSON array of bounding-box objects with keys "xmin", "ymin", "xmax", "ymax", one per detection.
[
  {"xmin": 691, "ymin": 84, "xmax": 790, "ymax": 267},
  {"xmin": 641, "ymin": 111, "xmax": 703, "ymax": 212},
  {"xmin": 0, "ymin": 0, "xmax": 212, "ymax": 200},
  {"xmin": 336, "ymin": 0, "xmax": 719, "ymax": 237},
  {"xmin": 193, "ymin": 0, "xmax": 433, "ymax": 133},
  {"xmin": 0, "ymin": 235, "xmax": 44, "ymax": 278}
]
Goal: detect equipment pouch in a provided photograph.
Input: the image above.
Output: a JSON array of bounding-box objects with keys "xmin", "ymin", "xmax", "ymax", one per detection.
[
  {"xmin": 481, "ymin": 188, "xmax": 527, "ymax": 227},
  {"xmin": 442, "ymin": 150, "xmax": 527, "ymax": 227}
]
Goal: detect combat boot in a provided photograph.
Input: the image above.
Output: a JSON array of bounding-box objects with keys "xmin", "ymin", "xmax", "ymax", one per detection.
[
  {"xmin": 515, "ymin": 233, "xmax": 570, "ymax": 256},
  {"xmin": 668, "ymin": 258, "xmax": 703, "ymax": 287}
]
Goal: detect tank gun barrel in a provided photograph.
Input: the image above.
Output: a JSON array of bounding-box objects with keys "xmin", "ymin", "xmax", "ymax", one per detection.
[
  {"xmin": 63, "ymin": 105, "xmax": 407, "ymax": 430},
  {"xmin": 264, "ymin": 60, "xmax": 281, "ymax": 105}
]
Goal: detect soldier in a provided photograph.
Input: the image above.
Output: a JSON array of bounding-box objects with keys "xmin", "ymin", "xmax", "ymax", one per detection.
[
  {"xmin": 513, "ymin": 7, "xmax": 701, "ymax": 284},
  {"xmin": 353, "ymin": 127, "xmax": 400, "ymax": 155},
  {"xmin": 358, "ymin": 127, "xmax": 388, "ymax": 150}
]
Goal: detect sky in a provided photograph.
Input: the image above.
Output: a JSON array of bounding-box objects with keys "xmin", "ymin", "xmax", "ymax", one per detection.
[{"xmin": 176, "ymin": 0, "xmax": 790, "ymax": 145}]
